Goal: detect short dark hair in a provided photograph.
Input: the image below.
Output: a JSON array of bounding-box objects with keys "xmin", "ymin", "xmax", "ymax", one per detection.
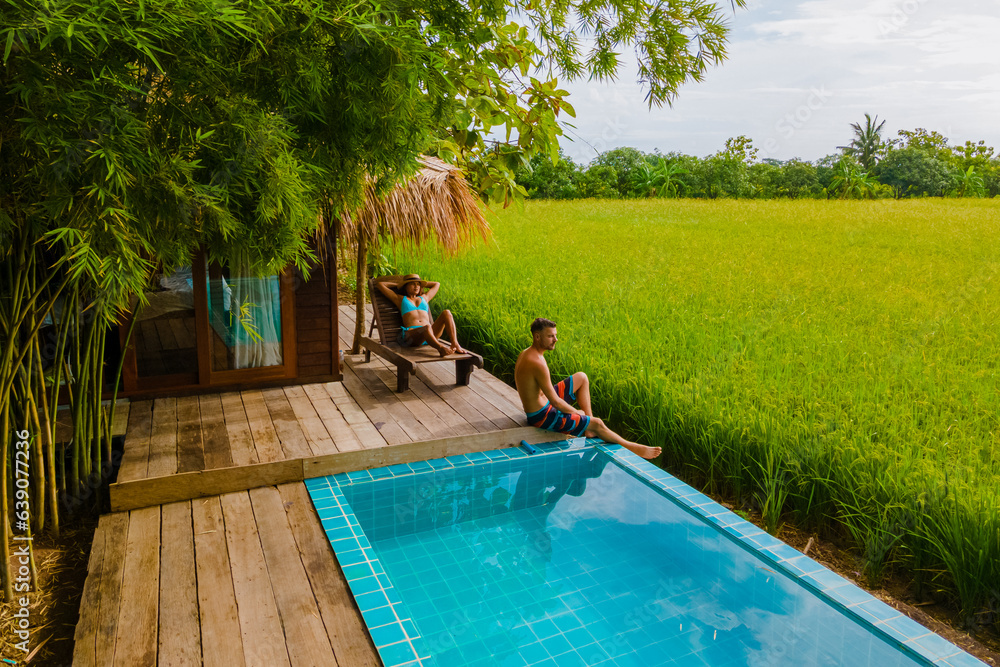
[{"xmin": 530, "ymin": 317, "xmax": 556, "ymax": 334}]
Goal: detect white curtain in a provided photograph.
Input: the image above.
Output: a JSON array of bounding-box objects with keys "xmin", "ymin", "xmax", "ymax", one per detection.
[{"xmin": 228, "ymin": 258, "xmax": 283, "ymax": 369}]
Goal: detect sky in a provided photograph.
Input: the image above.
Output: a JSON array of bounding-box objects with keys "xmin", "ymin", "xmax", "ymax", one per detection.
[{"xmin": 555, "ymin": 0, "xmax": 1000, "ymax": 165}]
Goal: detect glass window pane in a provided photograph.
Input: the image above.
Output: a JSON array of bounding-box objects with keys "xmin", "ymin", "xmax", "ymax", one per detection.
[
  {"xmin": 207, "ymin": 261, "xmax": 283, "ymax": 371},
  {"xmin": 134, "ymin": 265, "xmax": 199, "ymax": 377}
]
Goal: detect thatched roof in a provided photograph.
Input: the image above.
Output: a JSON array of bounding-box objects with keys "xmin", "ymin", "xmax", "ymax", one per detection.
[{"xmin": 336, "ymin": 156, "xmax": 491, "ymax": 252}]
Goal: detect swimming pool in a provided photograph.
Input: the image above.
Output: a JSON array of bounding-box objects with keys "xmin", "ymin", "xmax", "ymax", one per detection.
[{"xmin": 305, "ymin": 440, "xmax": 984, "ymax": 667}]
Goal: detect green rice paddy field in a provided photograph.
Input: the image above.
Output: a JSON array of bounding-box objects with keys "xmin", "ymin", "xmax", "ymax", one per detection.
[{"xmin": 400, "ymin": 199, "xmax": 1000, "ymax": 625}]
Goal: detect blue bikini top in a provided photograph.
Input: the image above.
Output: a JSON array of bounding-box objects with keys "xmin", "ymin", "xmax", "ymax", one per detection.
[{"xmin": 400, "ymin": 295, "xmax": 428, "ymax": 315}]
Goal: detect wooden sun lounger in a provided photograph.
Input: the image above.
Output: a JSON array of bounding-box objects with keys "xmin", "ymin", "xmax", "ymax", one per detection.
[{"xmin": 359, "ymin": 276, "xmax": 484, "ymax": 392}]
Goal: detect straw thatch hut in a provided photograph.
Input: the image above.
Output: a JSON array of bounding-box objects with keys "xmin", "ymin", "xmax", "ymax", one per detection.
[
  {"xmin": 115, "ymin": 156, "xmax": 488, "ymax": 397},
  {"xmin": 336, "ymin": 156, "xmax": 490, "ymax": 353}
]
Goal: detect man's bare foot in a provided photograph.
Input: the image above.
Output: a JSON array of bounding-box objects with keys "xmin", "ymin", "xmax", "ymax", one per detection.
[
  {"xmin": 435, "ymin": 344, "xmax": 450, "ymax": 357},
  {"xmin": 451, "ymin": 344, "xmax": 466, "ymax": 355},
  {"xmin": 624, "ymin": 442, "xmax": 661, "ymax": 459}
]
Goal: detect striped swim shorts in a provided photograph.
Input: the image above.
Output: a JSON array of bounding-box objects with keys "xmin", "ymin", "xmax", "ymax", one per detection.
[{"xmin": 525, "ymin": 375, "xmax": 591, "ymax": 438}]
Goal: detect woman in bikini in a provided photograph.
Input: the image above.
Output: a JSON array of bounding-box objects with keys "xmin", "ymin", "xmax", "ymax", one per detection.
[{"xmin": 374, "ymin": 274, "xmax": 466, "ymax": 357}]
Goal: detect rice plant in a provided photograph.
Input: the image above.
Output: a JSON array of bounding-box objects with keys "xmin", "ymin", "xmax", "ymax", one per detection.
[{"xmin": 401, "ymin": 198, "xmax": 1000, "ymax": 626}]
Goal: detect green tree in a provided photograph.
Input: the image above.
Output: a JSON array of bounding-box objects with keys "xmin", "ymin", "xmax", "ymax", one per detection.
[
  {"xmin": 594, "ymin": 147, "xmax": 651, "ymax": 198},
  {"xmin": 577, "ymin": 165, "xmax": 619, "ymax": 199},
  {"xmin": 516, "ymin": 151, "xmax": 581, "ymax": 199},
  {"xmin": 874, "ymin": 147, "xmax": 954, "ymax": 198},
  {"xmin": 778, "ymin": 159, "xmax": 821, "ymax": 198},
  {"xmin": 701, "ymin": 136, "xmax": 757, "ymax": 198},
  {"xmin": 838, "ymin": 113, "xmax": 887, "ymax": 170},
  {"xmin": 0, "ymin": 0, "xmax": 747, "ymax": 600}
]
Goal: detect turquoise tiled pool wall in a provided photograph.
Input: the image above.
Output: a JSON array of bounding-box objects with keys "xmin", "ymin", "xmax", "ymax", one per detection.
[
  {"xmin": 306, "ymin": 441, "xmax": 986, "ymax": 667},
  {"xmin": 338, "ymin": 444, "xmax": 608, "ymax": 543}
]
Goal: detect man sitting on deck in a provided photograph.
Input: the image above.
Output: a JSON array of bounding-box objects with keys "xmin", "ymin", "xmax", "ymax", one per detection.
[{"xmin": 514, "ymin": 318, "xmax": 662, "ymax": 460}]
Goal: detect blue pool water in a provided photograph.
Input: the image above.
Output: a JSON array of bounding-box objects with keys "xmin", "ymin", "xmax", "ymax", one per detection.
[{"xmin": 305, "ymin": 441, "xmax": 982, "ymax": 667}]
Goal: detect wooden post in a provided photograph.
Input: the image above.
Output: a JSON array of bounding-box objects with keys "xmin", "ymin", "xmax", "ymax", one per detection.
[
  {"xmin": 456, "ymin": 357, "xmax": 475, "ymax": 386},
  {"xmin": 351, "ymin": 232, "xmax": 367, "ymax": 355}
]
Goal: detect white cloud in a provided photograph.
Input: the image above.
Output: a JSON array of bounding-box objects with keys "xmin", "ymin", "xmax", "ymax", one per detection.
[{"xmin": 557, "ymin": 0, "xmax": 1000, "ymax": 162}]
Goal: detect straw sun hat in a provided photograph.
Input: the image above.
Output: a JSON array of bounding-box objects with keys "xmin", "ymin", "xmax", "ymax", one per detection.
[{"xmin": 400, "ymin": 274, "xmax": 430, "ymax": 289}]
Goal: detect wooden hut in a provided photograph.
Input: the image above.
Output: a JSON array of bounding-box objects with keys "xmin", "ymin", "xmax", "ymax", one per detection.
[{"xmin": 117, "ymin": 156, "xmax": 489, "ymax": 397}]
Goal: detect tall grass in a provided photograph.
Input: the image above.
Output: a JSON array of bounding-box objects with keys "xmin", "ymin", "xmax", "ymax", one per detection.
[{"xmin": 401, "ymin": 199, "xmax": 1000, "ymax": 629}]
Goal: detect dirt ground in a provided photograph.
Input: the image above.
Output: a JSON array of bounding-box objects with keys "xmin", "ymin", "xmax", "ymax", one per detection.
[{"xmin": 1, "ymin": 516, "xmax": 97, "ymax": 666}]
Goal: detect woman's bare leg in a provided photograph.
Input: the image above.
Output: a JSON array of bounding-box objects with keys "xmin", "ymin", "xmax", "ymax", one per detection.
[
  {"xmin": 407, "ymin": 326, "xmax": 451, "ymax": 357},
  {"xmin": 585, "ymin": 417, "xmax": 661, "ymax": 460},
  {"xmin": 432, "ymin": 309, "xmax": 464, "ymax": 354}
]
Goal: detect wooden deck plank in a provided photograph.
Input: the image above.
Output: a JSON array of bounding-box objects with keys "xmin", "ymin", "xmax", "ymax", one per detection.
[
  {"xmin": 417, "ymin": 364, "xmax": 511, "ymax": 432},
  {"xmin": 95, "ymin": 512, "xmax": 129, "ymax": 666},
  {"xmin": 277, "ymin": 483, "xmax": 380, "ymax": 667},
  {"xmin": 420, "ymin": 360, "xmax": 521, "ymax": 430},
  {"xmin": 110, "ymin": 459, "xmax": 302, "ymax": 512},
  {"xmin": 220, "ymin": 491, "xmax": 291, "ymax": 667},
  {"xmin": 324, "ymin": 378, "xmax": 377, "ymax": 427},
  {"xmin": 175, "ymin": 396, "xmax": 206, "ymax": 473},
  {"xmin": 302, "ymin": 383, "xmax": 364, "ymax": 452},
  {"xmin": 117, "ymin": 400, "xmax": 152, "ymax": 482},
  {"xmin": 248, "ymin": 486, "xmax": 339, "ymax": 666},
  {"xmin": 113, "ymin": 506, "xmax": 160, "ymax": 667},
  {"xmin": 111, "ymin": 401, "xmax": 131, "ymax": 438},
  {"xmin": 146, "ymin": 397, "xmax": 178, "ymax": 478},
  {"xmin": 72, "ymin": 512, "xmax": 109, "ymax": 666},
  {"xmin": 414, "ymin": 364, "xmax": 506, "ymax": 432},
  {"xmin": 370, "ymin": 357, "xmax": 464, "ymax": 440},
  {"xmin": 283, "ymin": 385, "xmax": 339, "ymax": 456},
  {"xmin": 200, "ymin": 394, "xmax": 234, "ymax": 470},
  {"xmin": 465, "ymin": 371, "xmax": 526, "ymax": 423},
  {"xmin": 192, "ymin": 496, "xmax": 246, "ymax": 667},
  {"xmin": 261, "ymin": 387, "xmax": 313, "ymax": 460},
  {"xmin": 324, "ymin": 381, "xmax": 388, "ymax": 450},
  {"xmin": 392, "ymin": 357, "xmax": 482, "ymax": 436},
  {"xmin": 351, "ymin": 362, "xmax": 436, "ymax": 442},
  {"xmin": 340, "ymin": 364, "xmax": 410, "ymax": 445},
  {"xmin": 240, "ymin": 390, "xmax": 285, "ymax": 463},
  {"xmin": 220, "ymin": 392, "xmax": 258, "ymax": 467},
  {"xmin": 159, "ymin": 501, "xmax": 202, "ymax": 667}
]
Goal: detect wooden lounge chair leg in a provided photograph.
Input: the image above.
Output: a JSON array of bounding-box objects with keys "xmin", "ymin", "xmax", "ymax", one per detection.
[
  {"xmin": 456, "ymin": 358, "xmax": 474, "ymax": 386},
  {"xmin": 397, "ymin": 366, "xmax": 410, "ymax": 392},
  {"xmin": 364, "ymin": 349, "xmax": 371, "ymax": 363}
]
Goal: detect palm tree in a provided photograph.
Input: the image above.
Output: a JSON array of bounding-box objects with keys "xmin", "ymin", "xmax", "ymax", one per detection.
[
  {"xmin": 838, "ymin": 114, "xmax": 887, "ymax": 170},
  {"xmin": 630, "ymin": 158, "xmax": 689, "ymax": 198},
  {"xmin": 952, "ymin": 166, "xmax": 986, "ymax": 198}
]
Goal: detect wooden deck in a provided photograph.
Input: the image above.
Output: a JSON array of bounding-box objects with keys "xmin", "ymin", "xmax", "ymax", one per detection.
[{"xmin": 74, "ymin": 306, "xmax": 550, "ymax": 666}]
